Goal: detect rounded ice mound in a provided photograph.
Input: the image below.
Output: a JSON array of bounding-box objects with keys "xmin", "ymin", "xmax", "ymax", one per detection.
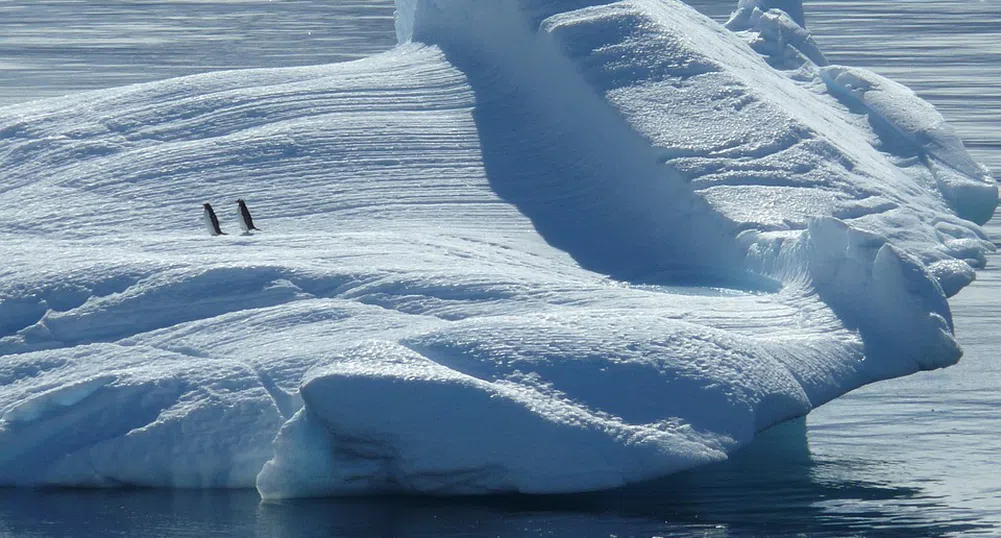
[
  {"xmin": 820, "ymin": 65, "xmax": 998, "ymax": 225},
  {"xmin": 257, "ymin": 315, "xmax": 818, "ymax": 498}
]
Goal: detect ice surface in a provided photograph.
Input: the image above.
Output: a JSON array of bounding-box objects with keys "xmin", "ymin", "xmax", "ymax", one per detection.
[{"xmin": 0, "ymin": 0, "xmax": 996, "ymax": 497}]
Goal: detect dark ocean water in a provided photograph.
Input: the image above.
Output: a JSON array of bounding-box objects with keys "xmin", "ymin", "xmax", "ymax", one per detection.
[{"xmin": 1, "ymin": 1, "xmax": 999, "ymax": 536}]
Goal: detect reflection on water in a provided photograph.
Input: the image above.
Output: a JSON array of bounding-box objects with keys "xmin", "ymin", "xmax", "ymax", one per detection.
[
  {"xmin": 0, "ymin": 420, "xmax": 989, "ymax": 537},
  {"xmin": 0, "ymin": 0, "xmax": 397, "ymax": 106}
]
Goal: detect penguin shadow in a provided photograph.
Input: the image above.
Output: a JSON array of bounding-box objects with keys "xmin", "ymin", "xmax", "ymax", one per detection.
[{"xmin": 202, "ymin": 199, "xmax": 261, "ymax": 237}]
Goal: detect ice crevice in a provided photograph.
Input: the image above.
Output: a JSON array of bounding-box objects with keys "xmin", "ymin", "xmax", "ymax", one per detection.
[{"xmin": 0, "ymin": 0, "xmax": 997, "ymax": 497}]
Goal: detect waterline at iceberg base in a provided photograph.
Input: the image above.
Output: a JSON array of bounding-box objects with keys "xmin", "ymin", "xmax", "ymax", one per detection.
[{"xmin": 0, "ymin": 0, "xmax": 995, "ymax": 499}]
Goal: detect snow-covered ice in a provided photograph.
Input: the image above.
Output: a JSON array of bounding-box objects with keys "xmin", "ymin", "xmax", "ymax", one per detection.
[{"xmin": 0, "ymin": 0, "xmax": 995, "ymax": 498}]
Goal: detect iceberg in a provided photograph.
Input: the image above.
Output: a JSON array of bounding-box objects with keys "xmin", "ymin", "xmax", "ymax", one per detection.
[{"xmin": 0, "ymin": 0, "xmax": 995, "ymax": 497}]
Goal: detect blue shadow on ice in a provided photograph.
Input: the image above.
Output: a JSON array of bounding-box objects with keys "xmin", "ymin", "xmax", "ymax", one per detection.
[{"xmin": 415, "ymin": 8, "xmax": 757, "ymax": 290}]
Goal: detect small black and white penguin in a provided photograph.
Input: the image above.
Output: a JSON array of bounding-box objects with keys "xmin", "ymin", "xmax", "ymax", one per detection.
[
  {"xmin": 203, "ymin": 202, "xmax": 227, "ymax": 236},
  {"xmin": 235, "ymin": 199, "xmax": 260, "ymax": 234}
]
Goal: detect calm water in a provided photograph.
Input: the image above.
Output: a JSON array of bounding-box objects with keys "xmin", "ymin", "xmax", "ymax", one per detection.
[
  {"xmin": 0, "ymin": 0, "xmax": 397, "ymax": 106},
  {"xmin": 1, "ymin": 1, "xmax": 999, "ymax": 536}
]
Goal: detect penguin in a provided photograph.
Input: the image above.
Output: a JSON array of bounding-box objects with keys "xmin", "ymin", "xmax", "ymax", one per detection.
[
  {"xmin": 236, "ymin": 199, "xmax": 260, "ymax": 234},
  {"xmin": 203, "ymin": 202, "xmax": 227, "ymax": 236}
]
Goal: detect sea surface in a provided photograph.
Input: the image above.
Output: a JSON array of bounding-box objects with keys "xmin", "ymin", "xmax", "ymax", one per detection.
[{"xmin": 1, "ymin": 1, "xmax": 999, "ymax": 536}]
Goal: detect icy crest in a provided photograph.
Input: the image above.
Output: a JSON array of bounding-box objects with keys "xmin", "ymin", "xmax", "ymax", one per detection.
[{"xmin": 0, "ymin": 0, "xmax": 995, "ymax": 497}]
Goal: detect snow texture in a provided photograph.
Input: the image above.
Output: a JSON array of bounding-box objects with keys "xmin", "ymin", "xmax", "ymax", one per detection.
[{"xmin": 0, "ymin": 0, "xmax": 996, "ymax": 497}]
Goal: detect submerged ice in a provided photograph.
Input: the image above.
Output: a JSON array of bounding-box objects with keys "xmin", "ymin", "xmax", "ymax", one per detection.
[{"xmin": 0, "ymin": 0, "xmax": 995, "ymax": 497}]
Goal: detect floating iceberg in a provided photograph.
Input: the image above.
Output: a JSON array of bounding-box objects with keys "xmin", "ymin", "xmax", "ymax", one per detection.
[{"xmin": 0, "ymin": 0, "xmax": 995, "ymax": 498}]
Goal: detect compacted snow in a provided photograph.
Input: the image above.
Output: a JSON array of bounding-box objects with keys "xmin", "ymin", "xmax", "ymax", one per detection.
[{"xmin": 0, "ymin": 0, "xmax": 995, "ymax": 498}]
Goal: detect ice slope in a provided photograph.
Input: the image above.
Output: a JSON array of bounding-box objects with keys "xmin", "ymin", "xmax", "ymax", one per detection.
[{"xmin": 0, "ymin": 0, "xmax": 995, "ymax": 497}]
